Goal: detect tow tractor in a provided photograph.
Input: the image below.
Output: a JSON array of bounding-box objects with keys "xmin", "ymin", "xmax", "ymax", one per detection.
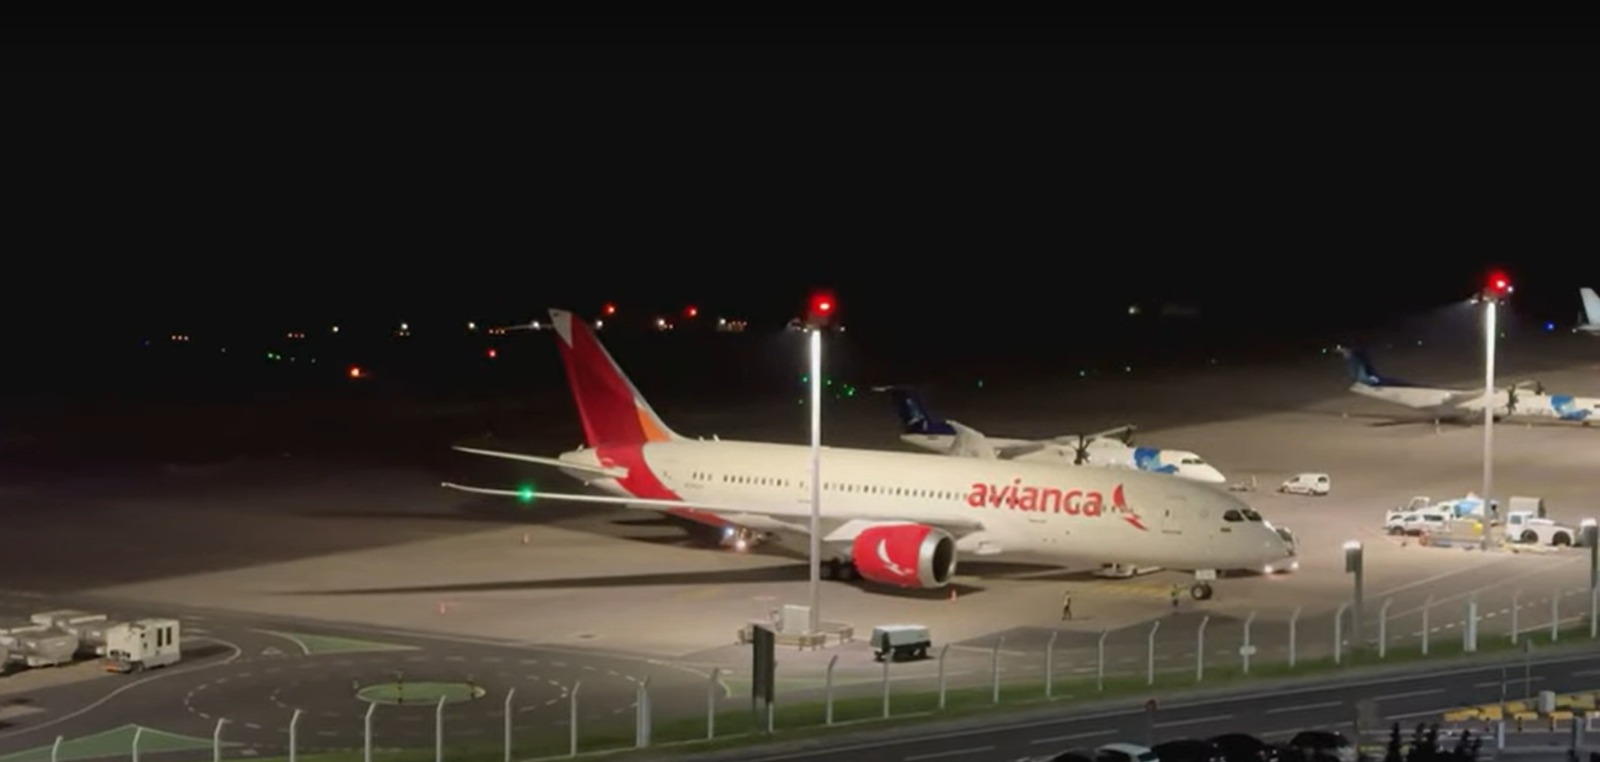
[{"xmin": 1504, "ymin": 511, "xmax": 1578, "ymax": 546}]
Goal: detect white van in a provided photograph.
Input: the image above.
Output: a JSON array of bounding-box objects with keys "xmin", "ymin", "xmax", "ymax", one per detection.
[{"xmin": 1279, "ymin": 473, "xmax": 1331, "ymax": 496}]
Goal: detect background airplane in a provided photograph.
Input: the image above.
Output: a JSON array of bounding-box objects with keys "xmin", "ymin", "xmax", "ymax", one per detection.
[
  {"xmin": 1576, "ymin": 287, "xmax": 1600, "ymax": 336},
  {"xmin": 441, "ymin": 310, "xmax": 1294, "ymax": 599},
  {"xmin": 876, "ymin": 385, "xmax": 1227, "ymax": 484},
  {"xmin": 1340, "ymin": 347, "xmax": 1598, "ymax": 424}
]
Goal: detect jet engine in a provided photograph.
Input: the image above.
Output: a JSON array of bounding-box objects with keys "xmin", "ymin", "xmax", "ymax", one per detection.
[{"xmin": 849, "ymin": 523, "xmax": 957, "ymax": 588}]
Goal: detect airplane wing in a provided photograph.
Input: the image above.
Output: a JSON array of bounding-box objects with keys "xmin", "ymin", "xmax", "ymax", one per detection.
[
  {"xmin": 945, "ymin": 420, "xmax": 996, "ymax": 459},
  {"xmin": 451, "ymin": 445, "xmax": 628, "ymax": 480},
  {"xmin": 1084, "ymin": 424, "xmax": 1136, "ymax": 443},
  {"xmin": 439, "ymin": 482, "xmax": 988, "ymax": 537}
]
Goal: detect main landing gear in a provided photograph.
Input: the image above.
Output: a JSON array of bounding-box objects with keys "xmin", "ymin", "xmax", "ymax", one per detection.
[
  {"xmin": 720, "ymin": 527, "xmax": 766, "ymax": 552},
  {"xmin": 821, "ymin": 558, "xmax": 859, "ymax": 581},
  {"xmin": 1190, "ymin": 569, "xmax": 1217, "ymax": 600}
]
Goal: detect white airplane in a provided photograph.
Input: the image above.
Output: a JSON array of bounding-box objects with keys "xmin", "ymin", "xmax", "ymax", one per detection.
[
  {"xmin": 875, "ymin": 385, "xmax": 1227, "ymax": 484},
  {"xmin": 441, "ymin": 309, "xmax": 1297, "ymax": 600},
  {"xmin": 1340, "ymin": 347, "xmax": 1599, "ymax": 424},
  {"xmin": 1576, "ymin": 287, "xmax": 1600, "ymax": 336}
]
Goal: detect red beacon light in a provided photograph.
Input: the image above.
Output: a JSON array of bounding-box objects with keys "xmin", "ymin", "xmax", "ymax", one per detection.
[
  {"xmin": 1484, "ymin": 271, "xmax": 1513, "ymax": 300},
  {"xmin": 348, "ymin": 365, "xmax": 364, "ymax": 379},
  {"xmin": 485, "ymin": 348, "xmax": 497, "ymax": 359},
  {"xmin": 684, "ymin": 305, "xmax": 698, "ymax": 318},
  {"xmin": 602, "ymin": 302, "xmax": 617, "ymax": 316},
  {"xmin": 805, "ymin": 291, "xmax": 837, "ymax": 328}
]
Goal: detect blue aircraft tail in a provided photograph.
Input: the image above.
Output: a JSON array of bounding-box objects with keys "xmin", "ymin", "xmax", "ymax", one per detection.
[
  {"xmin": 1338, "ymin": 347, "xmax": 1402, "ymax": 387},
  {"xmin": 877, "ymin": 385, "xmax": 957, "ymax": 435}
]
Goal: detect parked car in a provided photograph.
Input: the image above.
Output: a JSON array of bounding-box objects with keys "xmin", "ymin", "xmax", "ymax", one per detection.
[
  {"xmin": 1209, "ymin": 733, "xmax": 1281, "ymax": 762},
  {"xmin": 1012, "ymin": 753, "xmax": 1094, "ymax": 762},
  {"xmin": 1285, "ymin": 730, "xmax": 1357, "ymax": 762},
  {"xmin": 1098, "ymin": 743, "xmax": 1161, "ymax": 762},
  {"xmin": 1154, "ymin": 739, "xmax": 1226, "ymax": 762}
]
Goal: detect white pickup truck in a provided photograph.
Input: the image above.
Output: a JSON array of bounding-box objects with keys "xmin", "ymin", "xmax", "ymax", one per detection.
[{"xmin": 1384, "ymin": 509, "xmax": 1452, "ymax": 536}]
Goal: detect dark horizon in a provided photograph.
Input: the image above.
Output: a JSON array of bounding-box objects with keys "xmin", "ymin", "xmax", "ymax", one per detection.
[{"xmin": 3, "ymin": 12, "xmax": 1597, "ymax": 382}]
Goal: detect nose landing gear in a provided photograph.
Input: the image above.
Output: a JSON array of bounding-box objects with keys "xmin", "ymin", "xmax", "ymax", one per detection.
[{"xmin": 1189, "ymin": 582, "xmax": 1213, "ymax": 600}]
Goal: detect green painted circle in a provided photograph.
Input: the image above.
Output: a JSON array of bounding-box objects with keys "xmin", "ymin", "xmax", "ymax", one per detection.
[{"xmin": 356, "ymin": 681, "xmax": 485, "ymax": 705}]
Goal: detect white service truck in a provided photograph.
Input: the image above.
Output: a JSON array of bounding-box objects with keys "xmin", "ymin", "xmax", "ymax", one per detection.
[{"xmin": 101, "ymin": 619, "xmax": 181, "ymax": 673}]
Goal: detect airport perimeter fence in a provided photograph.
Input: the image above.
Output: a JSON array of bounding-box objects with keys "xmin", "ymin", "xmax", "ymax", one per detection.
[{"xmin": 34, "ymin": 586, "xmax": 1599, "ymax": 762}]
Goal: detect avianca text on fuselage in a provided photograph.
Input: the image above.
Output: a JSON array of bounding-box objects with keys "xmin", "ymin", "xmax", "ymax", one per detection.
[{"xmin": 965, "ymin": 480, "xmax": 1145, "ymax": 529}]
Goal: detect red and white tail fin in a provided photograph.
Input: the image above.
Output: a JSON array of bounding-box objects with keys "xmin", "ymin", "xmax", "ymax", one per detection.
[{"xmin": 549, "ymin": 309, "xmax": 683, "ymax": 447}]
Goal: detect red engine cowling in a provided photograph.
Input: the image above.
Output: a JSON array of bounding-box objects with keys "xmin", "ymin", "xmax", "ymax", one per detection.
[{"xmin": 849, "ymin": 523, "xmax": 958, "ymax": 588}]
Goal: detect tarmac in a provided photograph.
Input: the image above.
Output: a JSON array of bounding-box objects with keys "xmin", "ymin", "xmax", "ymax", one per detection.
[{"xmin": 0, "ymin": 331, "xmax": 1598, "ymax": 759}]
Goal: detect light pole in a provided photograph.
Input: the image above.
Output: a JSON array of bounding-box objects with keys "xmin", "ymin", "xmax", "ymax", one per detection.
[
  {"xmin": 805, "ymin": 292, "xmax": 835, "ymax": 635},
  {"xmin": 1345, "ymin": 540, "xmax": 1364, "ymax": 647},
  {"xmin": 1583, "ymin": 518, "xmax": 1598, "ymax": 590},
  {"xmin": 1479, "ymin": 271, "xmax": 1512, "ymax": 520}
]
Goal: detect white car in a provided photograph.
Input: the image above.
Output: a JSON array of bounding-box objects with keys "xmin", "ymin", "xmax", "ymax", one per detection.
[
  {"xmin": 1279, "ymin": 472, "xmax": 1330, "ymax": 496},
  {"xmin": 1096, "ymin": 743, "xmax": 1160, "ymax": 762}
]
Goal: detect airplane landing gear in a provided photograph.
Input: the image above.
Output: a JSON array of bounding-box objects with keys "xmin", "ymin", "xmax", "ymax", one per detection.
[
  {"xmin": 1189, "ymin": 582, "xmax": 1213, "ymax": 600},
  {"xmin": 720, "ymin": 527, "xmax": 763, "ymax": 552},
  {"xmin": 821, "ymin": 558, "xmax": 858, "ymax": 581}
]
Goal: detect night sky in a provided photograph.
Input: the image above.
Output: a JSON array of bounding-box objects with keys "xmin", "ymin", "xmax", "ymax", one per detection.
[{"xmin": 3, "ymin": 12, "xmax": 1595, "ymax": 355}]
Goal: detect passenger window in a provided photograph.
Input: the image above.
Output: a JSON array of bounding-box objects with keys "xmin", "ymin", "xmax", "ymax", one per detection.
[
  {"xmin": 1223, "ymin": 509, "xmax": 1244, "ymax": 522},
  {"xmin": 1243, "ymin": 509, "xmax": 1262, "ymax": 521}
]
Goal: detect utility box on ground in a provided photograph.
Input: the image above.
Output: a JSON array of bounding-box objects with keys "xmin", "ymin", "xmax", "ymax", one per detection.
[{"xmin": 102, "ymin": 619, "xmax": 181, "ymax": 673}]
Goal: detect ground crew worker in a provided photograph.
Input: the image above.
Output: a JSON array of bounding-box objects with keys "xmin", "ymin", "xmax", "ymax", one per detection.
[
  {"xmin": 1170, "ymin": 585, "xmax": 1181, "ymax": 609},
  {"xmin": 1061, "ymin": 591, "xmax": 1073, "ymax": 621}
]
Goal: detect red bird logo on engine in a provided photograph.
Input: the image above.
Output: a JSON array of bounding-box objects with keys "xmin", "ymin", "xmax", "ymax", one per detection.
[{"xmin": 965, "ymin": 480, "xmax": 1146, "ymax": 531}]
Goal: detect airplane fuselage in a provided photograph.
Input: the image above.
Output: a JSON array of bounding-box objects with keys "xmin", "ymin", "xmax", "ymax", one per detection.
[
  {"xmin": 559, "ymin": 439, "xmax": 1293, "ymax": 573},
  {"xmin": 898, "ymin": 433, "xmax": 1227, "ymax": 484}
]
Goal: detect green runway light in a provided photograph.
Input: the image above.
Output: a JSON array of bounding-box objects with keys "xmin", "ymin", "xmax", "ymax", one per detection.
[{"xmin": 516, "ymin": 485, "xmax": 535, "ymax": 504}]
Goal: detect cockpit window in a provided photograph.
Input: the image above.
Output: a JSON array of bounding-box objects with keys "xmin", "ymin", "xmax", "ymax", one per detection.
[
  {"xmin": 1180, "ymin": 457, "xmax": 1205, "ymax": 465},
  {"xmin": 1242, "ymin": 508, "xmax": 1263, "ymax": 521},
  {"xmin": 1223, "ymin": 509, "xmax": 1244, "ymax": 522}
]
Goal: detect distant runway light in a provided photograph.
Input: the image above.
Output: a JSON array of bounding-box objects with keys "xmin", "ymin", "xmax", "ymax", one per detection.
[{"xmin": 348, "ymin": 365, "xmax": 364, "ymax": 379}]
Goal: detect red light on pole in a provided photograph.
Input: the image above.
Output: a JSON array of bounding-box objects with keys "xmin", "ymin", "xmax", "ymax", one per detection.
[
  {"xmin": 807, "ymin": 291, "xmax": 835, "ymax": 323},
  {"xmin": 684, "ymin": 305, "xmax": 698, "ymax": 318},
  {"xmin": 486, "ymin": 348, "xmax": 497, "ymax": 359},
  {"xmin": 602, "ymin": 302, "xmax": 617, "ymax": 316},
  {"xmin": 1485, "ymin": 270, "xmax": 1512, "ymax": 300},
  {"xmin": 348, "ymin": 365, "xmax": 364, "ymax": 379}
]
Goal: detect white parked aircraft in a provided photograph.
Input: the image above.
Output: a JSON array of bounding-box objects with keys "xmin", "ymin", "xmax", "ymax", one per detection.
[
  {"xmin": 1576, "ymin": 287, "xmax": 1600, "ymax": 336},
  {"xmin": 442, "ymin": 309, "xmax": 1297, "ymax": 599},
  {"xmin": 875, "ymin": 385, "xmax": 1227, "ymax": 484},
  {"xmin": 1340, "ymin": 347, "xmax": 1598, "ymax": 424}
]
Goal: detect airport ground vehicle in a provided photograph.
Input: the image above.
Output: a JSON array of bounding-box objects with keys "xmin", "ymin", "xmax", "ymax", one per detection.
[
  {"xmin": 1385, "ymin": 510, "xmax": 1451, "ymax": 536},
  {"xmin": 869, "ymin": 625, "xmax": 930, "ymax": 661},
  {"xmin": 102, "ymin": 619, "xmax": 181, "ymax": 673},
  {"xmin": 1504, "ymin": 510, "xmax": 1576, "ymax": 546},
  {"xmin": 1279, "ymin": 473, "xmax": 1330, "ymax": 496}
]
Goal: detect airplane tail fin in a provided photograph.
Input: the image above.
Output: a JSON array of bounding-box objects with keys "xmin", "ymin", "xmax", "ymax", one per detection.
[
  {"xmin": 1337, "ymin": 346, "xmax": 1384, "ymax": 386},
  {"xmin": 875, "ymin": 385, "xmax": 957, "ymax": 435},
  {"xmin": 1581, "ymin": 287, "xmax": 1600, "ymax": 327},
  {"xmin": 548, "ymin": 309, "xmax": 683, "ymax": 447}
]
